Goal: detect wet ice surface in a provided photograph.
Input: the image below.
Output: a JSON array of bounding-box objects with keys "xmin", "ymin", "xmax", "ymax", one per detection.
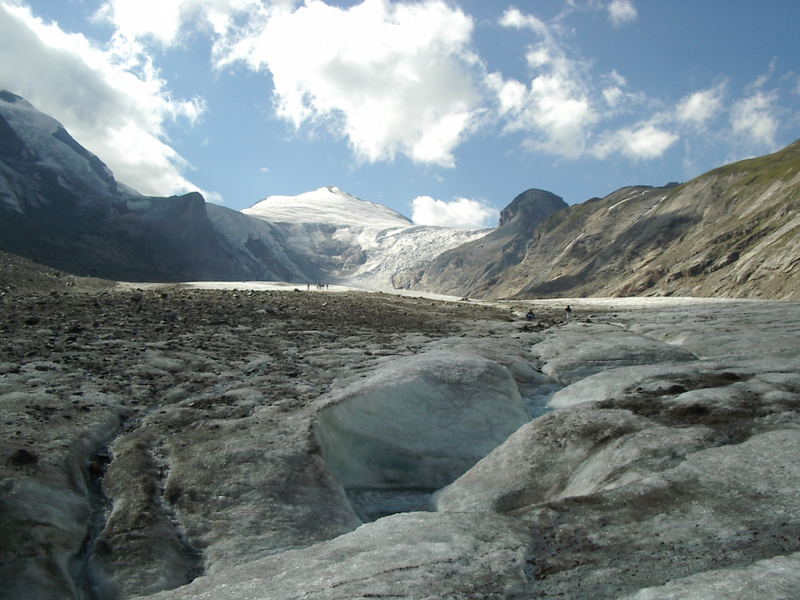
[
  {"xmin": 3, "ymin": 288, "xmax": 800, "ymax": 600},
  {"xmin": 345, "ymin": 487, "xmax": 438, "ymax": 522}
]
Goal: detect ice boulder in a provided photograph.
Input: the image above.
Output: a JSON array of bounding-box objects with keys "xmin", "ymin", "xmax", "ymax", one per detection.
[
  {"xmin": 314, "ymin": 351, "xmax": 530, "ymax": 518},
  {"xmin": 141, "ymin": 511, "xmax": 532, "ymax": 600},
  {"xmin": 532, "ymin": 323, "xmax": 697, "ymax": 384}
]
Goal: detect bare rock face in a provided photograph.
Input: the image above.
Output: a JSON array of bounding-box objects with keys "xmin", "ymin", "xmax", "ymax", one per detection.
[{"xmin": 0, "ymin": 92, "xmax": 291, "ymax": 283}]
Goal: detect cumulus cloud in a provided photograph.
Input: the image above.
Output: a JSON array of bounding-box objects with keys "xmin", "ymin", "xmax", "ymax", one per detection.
[
  {"xmin": 498, "ymin": 6, "xmax": 548, "ymax": 35},
  {"xmin": 593, "ymin": 122, "xmax": 678, "ymax": 160},
  {"xmin": 0, "ymin": 2, "xmax": 216, "ymax": 199},
  {"xmin": 217, "ymin": 0, "xmax": 482, "ymax": 167},
  {"xmin": 676, "ymin": 86, "xmax": 724, "ymax": 126},
  {"xmin": 95, "ymin": 0, "xmax": 196, "ymax": 46},
  {"xmin": 411, "ymin": 195, "xmax": 498, "ymax": 229},
  {"xmin": 94, "ymin": 0, "xmax": 281, "ymax": 47},
  {"xmin": 608, "ymin": 0, "xmax": 637, "ymax": 27},
  {"xmin": 730, "ymin": 91, "xmax": 778, "ymax": 148},
  {"xmin": 494, "ymin": 7, "xmax": 597, "ymax": 158}
]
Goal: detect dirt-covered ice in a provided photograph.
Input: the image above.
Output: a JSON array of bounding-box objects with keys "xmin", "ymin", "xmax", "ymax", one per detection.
[{"xmin": 1, "ymin": 270, "xmax": 799, "ymax": 600}]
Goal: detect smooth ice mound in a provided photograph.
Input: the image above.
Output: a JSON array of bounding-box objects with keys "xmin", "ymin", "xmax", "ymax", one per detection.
[{"xmin": 314, "ymin": 351, "xmax": 530, "ymax": 521}]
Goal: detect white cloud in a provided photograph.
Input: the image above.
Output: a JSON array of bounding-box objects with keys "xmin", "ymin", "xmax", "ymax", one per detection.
[
  {"xmin": 593, "ymin": 123, "xmax": 678, "ymax": 160},
  {"xmin": 217, "ymin": 0, "xmax": 482, "ymax": 167},
  {"xmin": 0, "ymin": 2, "xmax": 216, "ymax": 199},
  {"xmin": 487, "ymin": 74, "xmax": 527, "ymax": 115},
  {"xmin": 494, "ymin": 8, "xmax": 597, "ymax": 158},
  {"xmin": 599, "ymin": 69, "xmax": 651, "ymax": 112},
  {"xmin": 603, "ymin": 86, "xmax": 623, "ymax": 107},
  {"xmin": 730, "ymin": 91, "xmax": 778, "ymax": 148},
  {"xmin": 608, "ymin": 0, "xmax": 637, "ymax": 27},
  {"xmin": 94, "ymin": 0, "xmax": 281, "ymax": 47},
  {"xmin": 609, "ymin": 69, "xmax": 627, "ymax": 87},
  {"xmin": 519, "ymin": 71, "xmax": 596, "ymax": 157},
  {"xmin": 676, "ymin": 86, "xmax": 724, "ymax": 126},
  {"xmin": 411, "ymin": 195, "xmax": 498, "ymax": 229},
  {"xmin": 488, "ymin": 69, "xmax": 596, "ymax": 159},
  {"xmin": 95, "ymin": 0, "xmax": 193, "ymax": 46},
  {"xmin": 498, "ymin": 7, "xmax": 548, "ymax": 35}
]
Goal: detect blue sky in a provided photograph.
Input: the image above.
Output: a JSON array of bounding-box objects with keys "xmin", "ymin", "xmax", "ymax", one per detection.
[{"xmin": 1, "ymin": 0, "xmax": 799, "ymax": 228}]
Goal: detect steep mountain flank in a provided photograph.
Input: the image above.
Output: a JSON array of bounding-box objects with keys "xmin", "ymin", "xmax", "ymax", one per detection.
[
  {"xmin": 424, "ymin": 141, "xmax": 799, "ymax": 300},
  {"xmin": 405, "ymin": 189, "xmax": 567, "ymax": 296},
  {"xmin": 2, "ymin": 90, "xmax": 797, "ymax": 299},
  {"xmin": 0, "ymin": 91, "xmax": 293, "ymax": 282}
]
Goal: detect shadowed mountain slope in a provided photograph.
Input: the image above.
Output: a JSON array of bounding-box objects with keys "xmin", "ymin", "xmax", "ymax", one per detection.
[{"xmin": 0, "ymin": 90, "xmax": 304, "ymax": 282}]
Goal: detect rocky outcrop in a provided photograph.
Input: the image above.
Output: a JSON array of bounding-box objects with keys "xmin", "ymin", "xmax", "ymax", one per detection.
[{"xmin": 408, "ymin": 189, "xmax": 567, "ymax": 296}]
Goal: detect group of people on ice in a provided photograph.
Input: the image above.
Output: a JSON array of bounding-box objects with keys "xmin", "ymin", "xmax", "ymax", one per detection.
[{"xmin": 525, "ymin": 305, "xmax": 573, "ymax": 322}]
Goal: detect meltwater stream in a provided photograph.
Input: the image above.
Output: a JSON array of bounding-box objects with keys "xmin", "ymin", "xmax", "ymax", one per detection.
[
  {"xmin": 68, "ymin": 447, "xmax": 115, "ymax": 600},
  {"xmin": 345, "ymin": 487, "xmax": 439, "ymax": 522}
]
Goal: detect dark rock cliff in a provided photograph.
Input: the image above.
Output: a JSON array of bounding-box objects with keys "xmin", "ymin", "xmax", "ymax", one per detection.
[{"xmin": 0, "ymin": 91, "xmax": 281, "ymax": 282}]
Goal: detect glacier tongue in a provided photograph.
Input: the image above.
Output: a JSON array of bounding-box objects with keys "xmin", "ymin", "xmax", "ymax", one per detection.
[{"xmin": 232, "ymin": 185, "xmax": 491, "ymax": 289}]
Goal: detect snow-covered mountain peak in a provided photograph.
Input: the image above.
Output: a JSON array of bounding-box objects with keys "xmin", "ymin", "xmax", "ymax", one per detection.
[
  {"xmin": 243, "ymin": 186, "xmax": 412, "ymax": 230},
  {"xmin": 233, "ymin": 185, "xmax": 491, "ymax": 290}
]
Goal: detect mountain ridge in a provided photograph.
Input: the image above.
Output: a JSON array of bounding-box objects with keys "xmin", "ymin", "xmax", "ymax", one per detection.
[
  {"xmin": 0, "ymin": 90, "xmax": 797, "ymax": 300},
  {"xmin": 409, "ymin": 142, "xmax": 799, "ymax": 301},
  {"xmin": 0, "ymin": 91, "xmax": 489, "ymax": 288}
]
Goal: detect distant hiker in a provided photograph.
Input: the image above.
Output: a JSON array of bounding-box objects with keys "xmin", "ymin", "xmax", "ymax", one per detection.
[
  {"xmin": 525, "ymin": 310, "xmax": 535, "ymax": 321},
  {"xmin": 306, "ymin": 283, "xmax": 310, "ymax": 291},
  {"xmin": 565, "ymin": 305, "xmax": 573, "ymax": 322}
]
